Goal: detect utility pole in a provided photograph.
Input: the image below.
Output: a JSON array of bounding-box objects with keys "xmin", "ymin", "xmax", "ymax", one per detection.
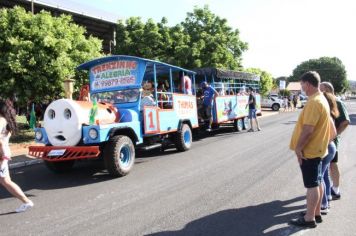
[{"xmin": 31, "ymin": 0, "xmax": 34, "ymax": 14}]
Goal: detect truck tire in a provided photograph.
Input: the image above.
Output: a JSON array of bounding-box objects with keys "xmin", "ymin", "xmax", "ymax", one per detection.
[
  {"xmin": 175, "ymin": 123, "xmax": 192, "ymax": 152},
  {"xmin": 233, "ymin": 119, "xmax": 243, "ymax": 132},
  {"xmin": 272, "ymin": 103, "xmax": 280, "ymax": 111},
  {"xmin": 44, "ymin": 160, "xmax": 75, "ymax": 173},
  {"xmin": 104, "ymin": 135, "xmax": 135, "ymax": 177}
]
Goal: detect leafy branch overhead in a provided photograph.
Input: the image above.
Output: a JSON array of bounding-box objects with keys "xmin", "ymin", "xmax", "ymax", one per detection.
[
  {"xmin": 0, "ymin": 7, "xmax": 102, "ymax": 106},
  {"xmin": 114, "ymin": 5, "xmax": 248, "ymax": 70}
]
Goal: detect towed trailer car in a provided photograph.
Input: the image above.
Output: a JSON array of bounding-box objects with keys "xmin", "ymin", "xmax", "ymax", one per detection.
[{"xmin": 194, "ymin": 68, "xmax": 261, "ymax": 131}]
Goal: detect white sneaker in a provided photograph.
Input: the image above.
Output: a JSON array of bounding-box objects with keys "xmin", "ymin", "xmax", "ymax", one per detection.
[{"xmin": 16, "ymin": 201, "xmax": 34, "ymax": 213}]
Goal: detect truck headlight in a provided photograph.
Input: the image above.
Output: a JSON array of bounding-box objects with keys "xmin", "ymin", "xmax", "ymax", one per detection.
[
  {"xmin": 35, "ymin": 130, "xmax": 43, "ymax": 141},
  {"xmin": 88, "ymin": 128, "xmax": 98, "ymax": 140}
]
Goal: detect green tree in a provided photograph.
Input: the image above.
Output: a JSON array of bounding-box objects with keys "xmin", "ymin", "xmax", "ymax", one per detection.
[
  {"xmin": 245, "ymin": 68, "xmax": 274, "ymax": 96},
  {"xmin": 114, "ymin": 6, "xmax": 247, "ymax": 70},
  {"xmin": 181, "ymin": 5, "xmax": 248, "ymax": 69},
  {"xmin": 289, "ymin": 57, "xmax": 348, "ymax": 93},
  {"xmin": 115, "ymin": 17, "xmax": 152, "ymax": 58},
  {"xmin": 0, "ymin": 7, "xmax": 102, "ymax": 106}
]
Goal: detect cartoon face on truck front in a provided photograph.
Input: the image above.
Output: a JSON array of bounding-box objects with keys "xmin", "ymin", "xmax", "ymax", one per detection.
[
  {"xmin": 44, "ymin": 99, "xmax": 118, "ymax": 146},
  {"xmin": 44, "ymin": 99, "xmax": 84, "ymax": 146}
]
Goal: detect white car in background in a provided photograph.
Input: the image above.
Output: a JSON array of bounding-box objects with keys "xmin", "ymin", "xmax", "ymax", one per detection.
[
  {"xmin": 261, "ymin": 95, "xmax": 284, "ymax": 111},
  {"xmin": 299, "ymin": 95, "xmax": 308, "ymax": 108}
]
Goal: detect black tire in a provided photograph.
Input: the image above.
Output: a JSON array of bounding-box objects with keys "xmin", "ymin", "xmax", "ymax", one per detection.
[
  {"xmin": 233, "ymin": 119, "xmax": 242, "ymax": 132},
  {"xmin": 44, "ymin": 160, "xmax": 75, "ymax": 173},
  {"xmin": 103, "ymin": 135, "xmax": 135, "ymax": 177},
  {"xmin": 175, "ymin": 123, "xmax": 192, "ymax": 152},
  {"xmin": 272, "ymin": 103, "xmax": 280, "ymax": 111}
]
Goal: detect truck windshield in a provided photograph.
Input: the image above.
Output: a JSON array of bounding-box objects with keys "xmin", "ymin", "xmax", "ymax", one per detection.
[{"xmin": 91, "ymin": 88, "xmax": 140, "ymax": 104}]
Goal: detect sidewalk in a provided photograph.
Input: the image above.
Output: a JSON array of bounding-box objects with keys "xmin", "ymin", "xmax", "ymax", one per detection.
[{"xmin": 8, "ymin": 143, "xmax": 43, "ymax": 170}]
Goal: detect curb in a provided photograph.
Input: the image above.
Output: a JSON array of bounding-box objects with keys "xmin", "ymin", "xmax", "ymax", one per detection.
[{"xmin": 9, "ymin": 159, "xmax": 43, "ymax": 170}]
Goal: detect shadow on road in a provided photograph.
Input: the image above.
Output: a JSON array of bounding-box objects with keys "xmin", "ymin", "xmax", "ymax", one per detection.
[
  {"xmin": 0, "ymin": 160, "xmax": 114, "ymax": 199},
  {"xmin": 147, "ymin": 196, "xmax": 307, "ymax": 236},
  {"xmin": 0, "ymin": 144, "xmax": 202, "ymax": 197}
]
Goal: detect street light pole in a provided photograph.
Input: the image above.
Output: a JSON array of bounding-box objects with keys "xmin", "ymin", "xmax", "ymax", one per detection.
[{"xmin": 31, "ymin": 0, "xmax": 34, "ymax": 14}]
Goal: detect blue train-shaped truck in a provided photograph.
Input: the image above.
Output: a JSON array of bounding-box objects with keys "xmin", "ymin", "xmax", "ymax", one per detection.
[{"xmin": 28, "ymin": 55, "xmax": 261, "ymax": 177}]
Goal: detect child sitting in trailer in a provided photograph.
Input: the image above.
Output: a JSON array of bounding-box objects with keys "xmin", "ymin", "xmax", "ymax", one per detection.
[
  {"xmin": 140, "ymin": 81, "xmax": 156, "ymax": 110},
  {"xmin": 157, "ymin": 82, "xmax": 171, "ymax": 109}
]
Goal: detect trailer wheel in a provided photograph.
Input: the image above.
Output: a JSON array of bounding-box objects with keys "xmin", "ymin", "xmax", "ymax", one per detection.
[
  {"xmin": 175, "ymin": 123, "xmax": 192, "ymax": 151},
  {"xmin": 104, "ymin": 135, "xmax": 135, "ymax": 177},
  {"xmin": 44, "ymin": 160, "xmax": 75, "ymax": 173},
  {"xmin": 233, "ymin": 119, "xmax": 243, "ymax": 132}
]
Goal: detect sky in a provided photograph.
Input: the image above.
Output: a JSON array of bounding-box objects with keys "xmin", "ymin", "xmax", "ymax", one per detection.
[{"xmin": 37, "ymin": 0, "xmax": 356, "ymax": 80}]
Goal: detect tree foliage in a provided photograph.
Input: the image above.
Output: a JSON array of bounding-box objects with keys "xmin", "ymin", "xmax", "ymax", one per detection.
[
  {"xmin": 244, "ymin": 68, "xmax": 274, "ymax": 96},
  {"xmin": 181, "ymin": 5, "xmax": 248, "ymax": 69},
  {"xmin": 289, "ymin": 57, "xmax": 348, "ymax": 93},
  {"xmin": 0, "ymin": 7, "xmax": 102, "ymax": 106},
  {"xmin": 114, "ymin": 5, "xmax": 247, "ymax": 70}
]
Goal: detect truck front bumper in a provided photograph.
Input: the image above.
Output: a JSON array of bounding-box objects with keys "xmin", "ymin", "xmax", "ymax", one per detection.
[{"xmin": 28, "ymin": 146, "xmax": 100, "ymax": 162}]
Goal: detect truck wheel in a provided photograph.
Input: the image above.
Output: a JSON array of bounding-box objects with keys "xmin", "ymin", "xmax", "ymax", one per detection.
[
  {"xmin": 104, "ymin": 135, "xmax": 135, "ymax": 177},
  {"xmin": 233, "ymin": 119, "xmax": 243, "ymax": 132},
  {"xmin": 272, "ymin": 103, "xmax": 280, "ymax": 111},
  {"xmin": 44, "ymin": 160, "xmax": 75, "ymax": 173},
  {"xmin": 175, "ymin": 123, "xmax": 192, "ymax": 152},
  {"xmin": 243, "ymin": 117, "xmax": 250, "ymax": 130}
]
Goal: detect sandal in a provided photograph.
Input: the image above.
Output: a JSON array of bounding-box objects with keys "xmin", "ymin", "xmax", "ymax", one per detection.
[
  {"xmin": 290, "ymin": 217, "xmax": 317, "ymax": 228},
  {"xmin": 299, "ymin": 212, "xmax": 323, "ymax": 223}
]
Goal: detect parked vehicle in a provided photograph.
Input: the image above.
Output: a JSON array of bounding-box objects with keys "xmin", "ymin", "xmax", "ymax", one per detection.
[
  {"xmin": 299, "ymin": 95, "xmax": 308, "ymax": 108},
  {"xmin": 28, "ymin": 55, "xmax": 198, "ymax": 177},
  {"xmin": 261, "ymin": 95, "xmax": 284, "ymax": 111}
]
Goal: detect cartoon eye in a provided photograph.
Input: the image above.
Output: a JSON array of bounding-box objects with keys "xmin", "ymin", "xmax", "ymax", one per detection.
[
  {"xmin": 64, "ymin": 108, "xmax": 71, "ymax": 119},
  {"xmin": 48, "ymin": 109, "xmax": 55, "ymax": 120}
]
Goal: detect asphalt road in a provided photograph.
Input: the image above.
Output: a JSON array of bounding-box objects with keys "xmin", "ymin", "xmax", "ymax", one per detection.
[{"xmin": 1, "ymin": 101, "xmax": 356, "ymax": 236}]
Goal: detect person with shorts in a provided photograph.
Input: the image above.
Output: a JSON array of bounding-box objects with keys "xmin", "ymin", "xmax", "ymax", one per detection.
[
  {"xmin": 289, "ymin": 71, "xmax": 332, "ymax": 228},
  {"xmin": 0, "ymin": 99, "xmax": 34, "ymax": 213},
  {"xmin": 320, "ymin": 82, "xmax": 350, "ymax": 200},
  {"xmin": 319, "ymin": 92, "xmax": 338, "ymax": 214},
  {"xmin": 246, "ymin": 87, "xmax": 261, "ymax": 132},
  {"xmin": 201, "ymin": 82, "xmax": 218, "ymax": 131}
]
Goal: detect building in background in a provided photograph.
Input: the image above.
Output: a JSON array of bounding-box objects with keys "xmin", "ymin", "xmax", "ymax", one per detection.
[{"xmin": 286, "ymin": 82, "xmax": 301, "ymax": 94}]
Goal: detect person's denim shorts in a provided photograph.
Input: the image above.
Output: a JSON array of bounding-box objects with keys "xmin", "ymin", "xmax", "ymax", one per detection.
[
  {"xmin": 300, "ymin": 158, "xmax": 322, "ymax": 188},
  {"xmin": 331, "ymin": 151, "xmax": 338, "ymax": 163},
  {"xmin": 248, "ymin": 109, "xmax": 257, "ymax": 119}
]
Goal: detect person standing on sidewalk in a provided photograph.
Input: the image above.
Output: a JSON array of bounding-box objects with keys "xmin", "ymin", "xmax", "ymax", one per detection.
[
  {"xmin": 289, "ymin": 71, "xmax": 332, "ymax": 228},
  {"xmin": 319, "ymin": 92, "xmax": 338, "ymax": 214},
  {"xmin": 320, "ymin": 81, "xmax": 350, "ymax": 200},
  {"xmin": 0, "ymin": 99, "xmax": 34, "ymax": 213},
  {"xmin": 246, "ymin": 87, "xmax": 261, "ymax": 132}
]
